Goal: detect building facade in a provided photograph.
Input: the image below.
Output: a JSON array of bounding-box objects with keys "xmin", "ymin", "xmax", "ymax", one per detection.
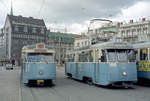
[
  {"xmin": 117, "ymin": 18, "xmax": 150, "ymax": 43},
  {"xmin": 3, "ymin": 14, "xmax": 47, "ymax": 65},
  {"xmin": 88, "ymin": 18, "xmax": 150, "ymax": 44},
  {"xmin": 46, "ymin": 31, "xmax": 79, "ymax": 64},
  {"xmin": 0, "ymin": 28, "xmax": 5, "ymax": 61},
  {"xmin": 74, "ymin": 35, "xmax": 91, "ymax": 50}
]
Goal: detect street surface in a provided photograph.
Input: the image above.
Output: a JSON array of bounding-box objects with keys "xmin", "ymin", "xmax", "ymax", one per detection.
[
  {"xmin": 0, "ymin": 66, "xmax": 21, "ymax": 101},
  {"xmin": 1, "ymin": 66, "xmax": 150, "ymax": 101},
  {"xmin": 21, "ymin": 67, "xmax": 150, "ymax": 101}
]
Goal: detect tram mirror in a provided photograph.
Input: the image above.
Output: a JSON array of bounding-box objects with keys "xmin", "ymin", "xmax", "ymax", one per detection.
[
  {"xmin": 99, "ymin": 56, "xmax": 104, "ymax": 61},
  {"xmin": 98, "ymin": 58, "xmax": 101, "ymax": 60}
]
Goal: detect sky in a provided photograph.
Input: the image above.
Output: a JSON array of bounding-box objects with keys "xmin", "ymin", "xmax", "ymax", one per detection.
[{"xmin": 0, "ymin": 0, "xmax": 150, "ymax": 34}]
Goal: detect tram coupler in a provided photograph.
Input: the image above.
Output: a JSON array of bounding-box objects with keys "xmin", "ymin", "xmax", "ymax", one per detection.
[{"xmin": 122, "ymin": 82, "xmax": 133, "ymax": 88}]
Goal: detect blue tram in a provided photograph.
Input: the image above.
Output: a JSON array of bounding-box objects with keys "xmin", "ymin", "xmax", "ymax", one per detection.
[
  {"xmin": 65, "ymin": 42, "xmax": 137, "ymax": 86},
  {"xmin": 21, "ymin": 43, "xmax": 56, "ymax": 86},
  {"xmin": 133, "ymin": 42, "xmax": 150, "ymax": 82}
]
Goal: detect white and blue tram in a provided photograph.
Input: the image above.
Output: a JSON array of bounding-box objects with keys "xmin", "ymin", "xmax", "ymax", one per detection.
[
  {"xmin": 65, "ymin": 42, "xmax": 137, "ymax": 86},
  {"xmin": 21, "ymin": 43, "xmax": 56, "ymax": 86}
]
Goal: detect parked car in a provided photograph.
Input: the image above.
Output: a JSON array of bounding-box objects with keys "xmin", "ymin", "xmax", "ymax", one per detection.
[{"xmin": 6, "ymin": 64, "xmax": 13, "ymax": 70}]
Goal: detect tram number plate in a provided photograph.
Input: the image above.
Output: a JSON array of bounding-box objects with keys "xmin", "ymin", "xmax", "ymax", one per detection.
[{"xmin": 37, "ymin": 80, "xmax": 44, "ymax": 83}]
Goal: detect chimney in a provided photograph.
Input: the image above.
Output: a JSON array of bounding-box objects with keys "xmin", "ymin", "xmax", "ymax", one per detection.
[
  {"xmin": 142, "ymin": 18, "xmax": 146, "ymax": 22},
  {"xmin": 64, "ymin": 27, "xmax": 67, "ymax": 33},
  {"xmin": 130, "ymin": 20, "xmax": 134, "ymax": 23},
  {"xmin": 117, "ymin": 22, "xmax": 120, "ymax": 27}
]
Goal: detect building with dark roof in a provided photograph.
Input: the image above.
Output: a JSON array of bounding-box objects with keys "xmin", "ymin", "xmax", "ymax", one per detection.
[
  {"xmin": 46, "ymin": 30, "xmax": 80, "ymax": 64},
  {"xmin": 3, "ymin": 14, "xmax": 47, "ymax": 65}
]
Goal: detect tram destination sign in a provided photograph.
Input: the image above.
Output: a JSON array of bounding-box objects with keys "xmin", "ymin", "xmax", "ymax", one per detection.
[{"xmin": 34, "ymin": 49, "xmax": 47, "ymax": 52}]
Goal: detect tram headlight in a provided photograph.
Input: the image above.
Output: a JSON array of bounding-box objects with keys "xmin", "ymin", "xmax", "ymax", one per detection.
[
  {"xmin": 39, "ymin": 71, "xmax": 44, "ymax": 75},
  {"xmin": 123, "ymin": 72, "xmax": 127, "ymax": 76}
]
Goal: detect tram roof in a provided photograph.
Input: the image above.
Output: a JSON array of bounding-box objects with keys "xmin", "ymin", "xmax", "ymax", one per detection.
[
  {"xmin": 133, "ymin": 42, "xmax": 150, "ymax": 49},
  {"xmin": 22, "ymin": 43, "xmax": 53, "ymax": 50},
  {"xmin": 91, "ymin": 41, "xmax": 132, "ymax": 49},
  {"xmin": 22, "ymin": 43, "xmax": 55, "ymax": 54}
]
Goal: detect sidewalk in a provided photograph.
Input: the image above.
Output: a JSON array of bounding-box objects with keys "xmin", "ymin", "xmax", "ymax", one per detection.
[{"xmin": 0, "ymin": 69, "xmax": 21, "ymax": 101}]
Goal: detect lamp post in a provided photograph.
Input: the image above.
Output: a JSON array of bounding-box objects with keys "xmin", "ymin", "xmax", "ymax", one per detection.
[{"xmin": 58, "ymin": 36, "xmax": 61, "ymax": 64}]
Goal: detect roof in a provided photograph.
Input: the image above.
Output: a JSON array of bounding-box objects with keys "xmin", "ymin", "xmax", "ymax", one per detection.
[
  {"xmin": 75, "ymin": 35, "xmax": 88, "ymax": 40},
  {"xmin": 133, "ymin": 42, "xmax": 150, "ymax": 49},
  {"xmin": 91, "ymin": 41, "xmax": 132, "ymax": 49},
  {"xmin": 8, "ymin": 15, "xmax": 46, "ymax": 27},
  {"xmin": 22, "ymin": 43, "xmax": 53, "ymax": 50}
]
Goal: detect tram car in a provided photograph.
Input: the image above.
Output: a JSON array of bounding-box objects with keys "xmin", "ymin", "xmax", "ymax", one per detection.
[
  {"xmin": 133, "ymin": 42, "xmax": 150, "ymax": 83},
  {"xmin": 65, "ymin": 42, "xmax": 137, "ymax": 86},
  {"xmin": 21, "ymin": 43, "xmax": 56, "ymax": 86}
]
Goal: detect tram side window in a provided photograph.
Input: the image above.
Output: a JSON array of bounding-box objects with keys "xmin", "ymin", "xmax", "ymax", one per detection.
[
  {"xmin": 89, "ymin": 50, "xmax": 93, "ymax": 62},
  {"xmin": 79, "ymin": 52, "xmax": 88, "ymax": 62},
  {"xmin": 71, "ymin": 54, "xmax": 75, "ymax": 62},
  {"xmin": 140, "ymin": 49, "xmax": 148, "ymax": 61},
  {"xmin": 67, "ymin": 54, "xmax": 74, "ymax": 62}
]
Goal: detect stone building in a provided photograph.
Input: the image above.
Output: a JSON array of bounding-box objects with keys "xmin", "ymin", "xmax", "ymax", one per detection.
[{"xmin": 3, "ymin": 14, "xmax": 47, "ymax": 65}]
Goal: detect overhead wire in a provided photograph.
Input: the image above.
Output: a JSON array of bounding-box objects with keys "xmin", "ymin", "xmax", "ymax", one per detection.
[
  {"xmin": 0, "ymin": 0, "xmax": 9, "ymax": 11},
  {"xmin": 38, "ymin": 0, "xmax": 45, "ymax": 18}
]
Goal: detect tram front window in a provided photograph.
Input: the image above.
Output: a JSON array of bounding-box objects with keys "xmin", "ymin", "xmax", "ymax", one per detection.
[
  {"xmin": 107, "ymin": 49, "xmax": 116, "ymax": 62},
  {"xmin": 116, "ymin": 50, "xmax": 128, "ymax": 62},
  {"xmin": 27, "ymin": 53, "xmax": 54, "ymax": 62},
  {"xmin": 107, "ymin": 49, "xmax": 128, "ymax": 62}
]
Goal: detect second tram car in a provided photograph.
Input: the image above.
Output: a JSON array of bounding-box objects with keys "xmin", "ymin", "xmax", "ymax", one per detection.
[
  {"xmin": 133, "ymin": 42, "xmax": 150, "ymax": 82},
  {"xmin": 21, "ymin": 43, "xmax": 56, "ymax": 86},
  {"xmin": 65, "ymin": 42, "xmax": 137, "ymax": 86}
]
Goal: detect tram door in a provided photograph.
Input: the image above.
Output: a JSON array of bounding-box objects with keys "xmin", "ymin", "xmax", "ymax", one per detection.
[
  {"xmin": 95, "ymin": 63, "xmax": 100, "ymax": 83},
  {"xmin": 75, "ymin": 63, "xmax": 79, "ymax": 78}
]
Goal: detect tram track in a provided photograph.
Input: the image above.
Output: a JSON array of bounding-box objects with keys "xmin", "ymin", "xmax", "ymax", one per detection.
[
  {"xmin": 20, "ymin": 67, "xmax": 150, "ymax": 101},
  {"xmin": 28, "ymin": 87, "xmax": 40, "ymax": 101}
]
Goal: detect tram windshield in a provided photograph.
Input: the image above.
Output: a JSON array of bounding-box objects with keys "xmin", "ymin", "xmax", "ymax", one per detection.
[
  {"xmin": 27, "ymin": 53, "xmax": 54, "ymax": 62},
  {"xmin": 116, "ymin": 50, "xmax": 128, "ymax": 62},
  {"xmin": 107, "ymin": 49, "xmax": 134, "ymax": 62},
  {"xmin": 107, "ymin": 49, "xmax": 116, "ymax": 62}
]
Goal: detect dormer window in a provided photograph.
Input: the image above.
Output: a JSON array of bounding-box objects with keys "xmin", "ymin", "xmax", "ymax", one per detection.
[
  {"xmin": 32, "ymin": 27, "xmax": 36, "ymax": 33},
  {"xmin": 41, "ymin": 28, "xmax": 44, "ymax": 34},
  {"xmin": 14, "ymin": 25, "xmax": 19, "ymax": 32},
  {"xmin": 23, "ymin": 26, "xmax": 28, "ymax": 32}
]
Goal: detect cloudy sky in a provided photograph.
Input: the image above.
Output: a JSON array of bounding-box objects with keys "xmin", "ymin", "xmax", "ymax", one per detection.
[{"xmin": 0, "ymin": 0, "xmax": 150, "ymax": 34}]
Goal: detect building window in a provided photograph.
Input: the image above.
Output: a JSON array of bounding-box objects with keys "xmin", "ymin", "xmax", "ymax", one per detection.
[
  {"xmin": 14, "ymin": 25, "xmax": 19, "ymax": 32},
  {"xmin": 32, "ymin": 27, "xmax": 36, "ymax": 33},
  {"xmin": 41, "ymin": 28, "xmax": 44, "ymax": 34},
  {"xmin": 77, "ymin": 43, "xmax": 79, "ymax": 47},
  {"xmin": 23, "ymin": 26, "xmax": 28, "ymax": 32}
]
